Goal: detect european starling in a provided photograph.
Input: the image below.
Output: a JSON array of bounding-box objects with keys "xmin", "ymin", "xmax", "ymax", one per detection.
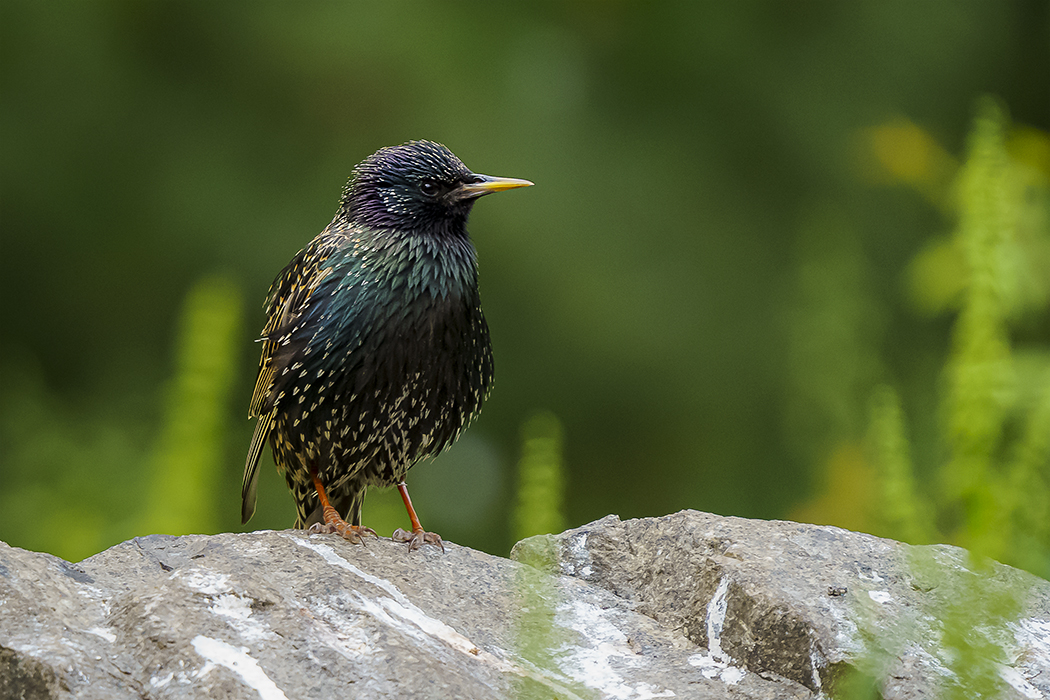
[{"xmin": 241, "ymin": 140, "xmax": 532, "ymax": 550}]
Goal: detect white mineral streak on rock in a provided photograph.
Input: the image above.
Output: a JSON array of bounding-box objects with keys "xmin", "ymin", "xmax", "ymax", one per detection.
[
  {"xmin": 149, "ymin": 671, "xmax": 174, "ymax": 688},
  {"xmin": 291, "ymin": 537, "xmax": 411, "ymax": 605},
  {"xmin": 557, "ymin": 598, "xmax": 675, "ymax": 699},
  {"xmin": 292, "ymin": 537, "xmax": 491, "ymax": 655},
  {"xmin": 191, "ymin": 635, "xmax": 288, "ymax": 700},
  {"xmin": 290, "ymin": 537, "xmax": 578, "ymax": 695},
  {"xmin": 1017, "ymin": 617, "xmax": 1050, "ymax": 665},
  {"xmin": 686, "ymin": 575, "xmax": 747, "ymax": 686},
  {"xmin": 84, "ymin": 626, "xmax": 116, "ymax": 643},
  {"xmin": 809, "ymin": 646, "xmax": 823, "ymax": 692},
  {"xmin": 856, "ymin": 566, "xmax": 884, "ymax": 583},
  {"xmin": 210, "ymin": 593, "xmax": 273, "ymax": 643},
  {"xmin": 178, "ymin": 569, "xmax": 231, "ymax": 595},
  {"xmin": 1001, "ymin": 617, "xmax": 1050, "ymax": 700},
  {"xmin": 300, "ymin": 594, "xmax": 375, "ymax": 661},
  {"xmin": 867, "ymin": 590, "xmax": 892, "ymax": 604},
  {"xmin": 176, "ymin": 567, "xmax": 273, "ymax": 642},
  {"xmin": 707, "ymin": 576, "xmax": 730, "ymax": 663},
  {"xmin": 561, "ymin": 532, "xmax": 593, "ymax": 577},
  {"xmin": 998, "ymin": 665, "xmax": 1042, "ymax": 699}
]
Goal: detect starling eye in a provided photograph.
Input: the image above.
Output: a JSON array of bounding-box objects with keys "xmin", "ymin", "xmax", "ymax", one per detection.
[{"xmin": 419, "ymin": 180, "xmax": 440, "ymax": 197}]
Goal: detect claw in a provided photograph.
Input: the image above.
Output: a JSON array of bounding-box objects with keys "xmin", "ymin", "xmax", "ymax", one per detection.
[
  {"xmin": 311, "ymin": 520, "xmax": 378, "ymax": 544},
  {"xmin": 392, "ymin": 527, "xmax": 445, "ymax": 552},
  {"xmin": 393, "ymin": 481, "xmax": 444, "ymax": 552}
]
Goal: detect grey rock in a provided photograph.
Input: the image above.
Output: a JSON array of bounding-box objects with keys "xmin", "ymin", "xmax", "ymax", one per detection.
[
  {"xmin": 511, "ymin": 511, "xmax": 1050, "ymax": 699},
  {"xmin": 0, "ymin": 511, "xmax": 1046, "ymax": 699},
  {"xmin": 1, "ymin": 523, "xmax": 809, "ymax": 700}
]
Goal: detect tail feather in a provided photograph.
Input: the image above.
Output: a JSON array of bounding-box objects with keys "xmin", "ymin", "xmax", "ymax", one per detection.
[{"xmin": 242, "ymin": 411, "xmax": 274, "ymax": 524}]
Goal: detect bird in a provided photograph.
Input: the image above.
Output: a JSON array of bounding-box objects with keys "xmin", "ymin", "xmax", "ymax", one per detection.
[{"xmin": 241, "ymin": 140, "xmax": 532, "ymax": 550}]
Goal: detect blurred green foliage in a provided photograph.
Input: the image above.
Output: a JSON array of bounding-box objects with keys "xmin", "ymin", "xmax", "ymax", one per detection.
[
  {"xmin": 1, "ymin": 2, "xmax": 1048, "ymax": 569},
  {"xmin": 832, "ymin": 545, "xmax": 1031, "ymax": 700},
  {"xmin": 838, "ymin": 101, "xmax": 1050, "ymax": 700},
  {"xmin": 142, "ymin": 275, "xmax": 242, "ymax": 537},
  {"xmin": 513, "ymin": 412, "xmax": 566, "ymax": 543},
  {"xmin": 863, "ymin": 101, "xmax": 1050, "ymax": 577}
]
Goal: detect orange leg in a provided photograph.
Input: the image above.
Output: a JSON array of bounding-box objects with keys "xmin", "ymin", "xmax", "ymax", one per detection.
[
  {"xmin": 307, "ymin": 470, "xmax": 377, "ymax": 544},
  {"xmin": 391, "ymin": 481, "xmax": 444, "ymax": 552}
]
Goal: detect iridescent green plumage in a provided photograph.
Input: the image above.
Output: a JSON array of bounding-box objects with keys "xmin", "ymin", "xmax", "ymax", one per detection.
[{"xmin": 241, "ymin": 141, "xmax": 531, "ymax": 548}]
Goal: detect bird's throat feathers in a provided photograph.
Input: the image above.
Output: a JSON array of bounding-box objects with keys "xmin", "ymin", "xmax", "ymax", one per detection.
[{"xmin": 328, "ymin": 224, "xmax": 480, "ymax": 305}]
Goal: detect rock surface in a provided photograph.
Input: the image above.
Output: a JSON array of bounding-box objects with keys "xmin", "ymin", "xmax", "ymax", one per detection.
[
  {"xmin": 513, "ymin": 512, "xmax": 1050, "ymax": 699},
  {"xmin": 0, "ymin": 511, "xmax": 1045, "ymax": 699}
]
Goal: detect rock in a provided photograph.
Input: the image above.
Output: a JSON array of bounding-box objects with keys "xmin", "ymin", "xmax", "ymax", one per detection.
[
  {"xmin": 511, "ymin": 511, "xmax": 1050, "ymax": 699},
  {"xmin": 0, "ymin": 512, "xmax": 1046, "ymax": 699}
]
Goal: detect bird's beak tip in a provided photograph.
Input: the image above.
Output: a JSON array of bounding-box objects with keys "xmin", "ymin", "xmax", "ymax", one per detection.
[{"xmin": 456, "ymin": 175, "xmax": 534, "ymax": 199}]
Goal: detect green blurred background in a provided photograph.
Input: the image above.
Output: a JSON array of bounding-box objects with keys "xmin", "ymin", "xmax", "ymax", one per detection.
[{"xmin": 2, "ymin": 2, "xmax": 1048, "ymax": 574}]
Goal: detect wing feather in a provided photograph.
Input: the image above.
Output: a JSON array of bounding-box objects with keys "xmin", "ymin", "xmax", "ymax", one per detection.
[{"xmin": 241, "ymin": 236, "xmax": 337, "ymax": 523}]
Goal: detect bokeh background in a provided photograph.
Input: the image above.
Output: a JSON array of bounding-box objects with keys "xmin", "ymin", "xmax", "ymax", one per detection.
[{"xmin": 2, "ymin": 2, "xmax": 1048, "ymax": 575}]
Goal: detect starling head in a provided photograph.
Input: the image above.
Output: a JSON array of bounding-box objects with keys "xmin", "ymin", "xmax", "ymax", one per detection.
[{"xmin": 340, "ymin": 140, "xmax": 533, "ymax": 233}]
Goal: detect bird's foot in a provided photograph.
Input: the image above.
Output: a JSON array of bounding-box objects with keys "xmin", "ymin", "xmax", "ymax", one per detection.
[
  {"xmin": 309, "ymin": 520, "xmax": 378, "ymax": 545},
  {"xmin": 392, "ymin": 527, "xmax": 445, "ymax": 552},
  {"xmin": 307, "ymin": 471, "xmax": 377, "ymax": 544}
]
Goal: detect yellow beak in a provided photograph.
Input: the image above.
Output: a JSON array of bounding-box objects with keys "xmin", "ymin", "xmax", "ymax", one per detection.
[{"xmin": 453, "ymin": 174, "xmax": 534, "ymax": 200}]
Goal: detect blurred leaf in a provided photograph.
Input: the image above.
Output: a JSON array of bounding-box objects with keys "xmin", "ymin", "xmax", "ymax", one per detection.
[
  {"xmin": 865, "ymin": 385, "xmax": 933, "ymax": 544},
  {"xmin": 861, "ymin": 118, "xmax": 957, "ymax": 209},
  {"xmin": 789, "ymin": 442, "xmax": 877, "ymax": 534},
  {"xmin": 513, "ymin": 411, "xmax": 566, "ymax": 543},
  {"xmin": 141, "ymin": 275, "xmax": 243, "ymax": 536}
]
